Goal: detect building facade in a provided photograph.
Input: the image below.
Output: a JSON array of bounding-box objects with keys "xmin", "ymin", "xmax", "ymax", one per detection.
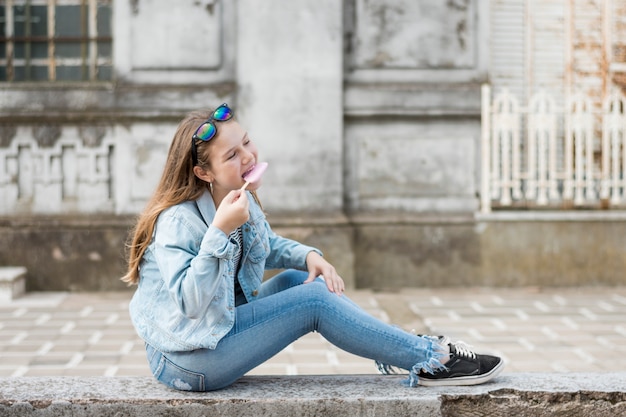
[{"xmin": 1, "ymin": 0, "xmax": 624, "ymax": 291}]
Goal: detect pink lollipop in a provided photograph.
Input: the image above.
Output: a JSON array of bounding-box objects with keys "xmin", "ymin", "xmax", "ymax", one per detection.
[{"xmin": 241, "ymin": 162, "xmax": 268, "ymax": 190}]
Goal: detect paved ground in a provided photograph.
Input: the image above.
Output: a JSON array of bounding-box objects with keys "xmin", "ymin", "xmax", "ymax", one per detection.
[{"xmin": 1, "ymin": 287, "xmax": 625, "ymax": 378}]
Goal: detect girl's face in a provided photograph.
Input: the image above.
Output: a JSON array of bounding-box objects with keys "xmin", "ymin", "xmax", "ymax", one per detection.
[{"xmin": 203, "ymin": 120, "xmax": 261, "ymax": 193}]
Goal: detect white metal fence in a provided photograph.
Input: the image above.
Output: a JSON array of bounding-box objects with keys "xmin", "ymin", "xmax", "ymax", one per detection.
[{"xmin": 481, "ymin": 84, "xmax": 626, "ymax": 213}]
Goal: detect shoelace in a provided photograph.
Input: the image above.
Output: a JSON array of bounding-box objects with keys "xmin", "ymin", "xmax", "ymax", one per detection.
[
  {"xmin": 423, "ymin": 341, "xmax": 479, "ymax": 376},
  {"xmin": 451, "ymin": 340, "xmax": 477, "ymax": 360}
]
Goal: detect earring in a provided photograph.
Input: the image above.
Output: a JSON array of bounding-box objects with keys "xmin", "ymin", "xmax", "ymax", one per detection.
[{"xmin": 209, "ymin": 182, "xmax": 214, "ymax": 194}]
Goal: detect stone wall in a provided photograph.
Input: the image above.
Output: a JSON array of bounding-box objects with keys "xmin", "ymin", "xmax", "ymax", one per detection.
[{"xmin": 1, "ymin": 0, "xmax": 624, "ymax": 290}]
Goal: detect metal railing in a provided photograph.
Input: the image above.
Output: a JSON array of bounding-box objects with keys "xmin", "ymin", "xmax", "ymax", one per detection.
[{"xmin": 481, "ymin": 84, "xmax": 626, "ymax": 213}]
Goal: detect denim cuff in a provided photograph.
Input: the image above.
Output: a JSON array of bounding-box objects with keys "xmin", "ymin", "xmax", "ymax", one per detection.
[
  {"xmin": 199, "ymin": 225, "xmax": 232, "ymax": 259},
  {"xmin": 406, "ymin": 339, "xmax": 448, "ymax": 387}
]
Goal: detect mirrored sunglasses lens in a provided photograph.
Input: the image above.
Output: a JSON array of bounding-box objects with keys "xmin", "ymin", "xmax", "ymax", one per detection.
[
  {"xmin": 195, "ymin": 123, "xmax": 216, "ymax": 141},
  {"xmin": 213, "ymin": 106, "xmax": 232, "ymax": 121}
]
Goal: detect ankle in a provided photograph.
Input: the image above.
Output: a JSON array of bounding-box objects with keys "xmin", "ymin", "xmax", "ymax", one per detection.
[{"xmin": 437, "ymin": 343, "xmax": 451, "ymax": 365}]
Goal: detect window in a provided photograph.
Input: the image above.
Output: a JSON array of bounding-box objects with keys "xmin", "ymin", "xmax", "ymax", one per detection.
[{"xmin": 0, "ymin": 0, "xmax": 112, "ymax": 82}]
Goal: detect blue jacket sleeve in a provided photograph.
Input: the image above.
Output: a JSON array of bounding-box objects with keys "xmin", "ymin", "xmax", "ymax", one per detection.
[
  {"xmin": 153, "ymin": 207, "xmax": 233, "ymax": 319},
  {"xmin": 262, "ymin": 220, "xmax": 323, "ymax": 271}
]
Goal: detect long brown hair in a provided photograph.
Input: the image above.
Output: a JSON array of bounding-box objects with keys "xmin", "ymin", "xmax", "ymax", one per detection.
[
  {"xmin": 122, "ymin": 110, "xmax": 215, "ymax": 285},
  {"xmin": 122, "ymin": 109, "xmax": 263, "ymax": 285}
]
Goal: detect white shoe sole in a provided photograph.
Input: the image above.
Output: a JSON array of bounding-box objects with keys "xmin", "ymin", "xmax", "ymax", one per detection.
[{"xmin": 417, "ymin": 358, "xmax": 505, "ymax": 387}]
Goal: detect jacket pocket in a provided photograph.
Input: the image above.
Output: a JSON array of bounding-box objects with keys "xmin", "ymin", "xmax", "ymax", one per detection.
[{"xmin": 245, "ymin": 225, "xmax": 270, "ymax": 263}]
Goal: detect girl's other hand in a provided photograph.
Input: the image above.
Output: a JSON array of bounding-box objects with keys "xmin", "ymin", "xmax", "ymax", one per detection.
[
  {"xmin": 212, "ymin": 190, "xmax": 250, "ymax": 235},
  {"xmin": 304, "ymin": 251, "xmax": 345, "ymax": 295}
]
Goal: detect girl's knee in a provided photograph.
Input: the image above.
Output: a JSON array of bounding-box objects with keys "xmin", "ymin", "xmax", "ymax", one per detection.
[
  {"xmin": 258, "ymin": 269, "xmax": 308, "ymax": 298},
  {"xmin": 305, "ymin": 279, "xmax": 336, "ymax": 300},
  {"xmin": 291, "ymin": 269, "xmax": 309, "ymax": 283},
  {"xmin": 276, "ymin": 269, "xmax": 309, "ymax": 288}
]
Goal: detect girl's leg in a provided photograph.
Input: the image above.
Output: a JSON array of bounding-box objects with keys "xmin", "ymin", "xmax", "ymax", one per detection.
[
  {"xmin": 152, "ymin": 276, "xmax": 444, "ymax": 391},
  {"xmin": 256, "ymin": 269, "xmax": 308, "ymax": 298},
  {"xmin": 258, "ymin": 270, "xmax": 373, "ymax": 312}
]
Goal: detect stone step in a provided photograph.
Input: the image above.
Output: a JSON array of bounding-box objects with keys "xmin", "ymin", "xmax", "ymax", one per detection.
[
  {"xmin": 0, "ymin": 374, "xmax": 625, "ymax": 416},
  {"xmin": 0, "ymin": 266, "xmax": 27, "ymax": 302}
]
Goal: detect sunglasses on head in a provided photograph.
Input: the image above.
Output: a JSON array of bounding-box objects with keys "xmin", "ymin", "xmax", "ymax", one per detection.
[{"xmin": 191, "ymin": 103, "xmax": 234, "ymax": 165}]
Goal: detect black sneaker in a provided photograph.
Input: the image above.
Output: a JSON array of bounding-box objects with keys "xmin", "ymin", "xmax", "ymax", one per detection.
[{"xmin": 417, "ymin": 341, "xmax": 504, "ymax": 386}]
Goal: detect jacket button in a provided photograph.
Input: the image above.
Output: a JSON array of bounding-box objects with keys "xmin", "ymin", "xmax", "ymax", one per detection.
[{"xmin": 252, "ymin": 290, "xmax": 259, "ymax": 296}]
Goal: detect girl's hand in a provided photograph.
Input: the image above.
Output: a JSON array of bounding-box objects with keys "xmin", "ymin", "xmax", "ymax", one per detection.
[
  {"xmin": 212, "ymin": 190, "xmax": 250, "ymax": 235},
  {"xmin": 304, "ymin": 251, "xmax": 345, "ymax": 295}
]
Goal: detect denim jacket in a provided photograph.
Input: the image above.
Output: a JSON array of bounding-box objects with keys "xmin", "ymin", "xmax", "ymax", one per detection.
[{"xmin": 129, "ymin": 189, "xmax": 320, "ymax": 353}]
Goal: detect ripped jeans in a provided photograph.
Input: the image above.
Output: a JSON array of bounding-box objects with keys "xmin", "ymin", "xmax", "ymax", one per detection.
[{"xmin": 145, "ymin": 270, "xmax": 445, "ymax": 391}]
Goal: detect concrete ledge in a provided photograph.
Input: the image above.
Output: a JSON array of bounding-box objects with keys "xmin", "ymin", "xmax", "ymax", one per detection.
[
  {"xmin": 1, "ymin": 373, "xmax": 625, "ymax": 416},
  {"xmin": 0, "ymin": 267, "xmax": 26, "ymax": 302}
]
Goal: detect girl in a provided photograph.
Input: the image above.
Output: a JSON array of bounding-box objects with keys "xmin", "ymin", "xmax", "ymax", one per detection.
[{"xmin": 123, "ymin": 103, "xmax": 504, "ymax": 391}]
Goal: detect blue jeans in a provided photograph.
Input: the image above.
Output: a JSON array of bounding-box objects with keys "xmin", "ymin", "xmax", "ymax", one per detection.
[{"xmin": 145, "ymin": 270, "xmax": 445, "ymax": 391}]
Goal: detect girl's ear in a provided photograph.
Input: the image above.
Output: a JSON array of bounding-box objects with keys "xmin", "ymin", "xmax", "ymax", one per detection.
[{"xmin": 193, "ymin": 166, "xmax": 213, "ymax": 183}]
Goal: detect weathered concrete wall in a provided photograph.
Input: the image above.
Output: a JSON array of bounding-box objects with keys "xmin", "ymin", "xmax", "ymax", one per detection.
[
  {"xmin": 344, "ymin": 115, "xmax": 480, "ymax": 213},
  {"xmin": 0, "ymin": 214, "xmax": 355, "ymax": 292},
  {"xmin": 2, "ymin": 1, "xmax": 624, "ymax": 290},
  {"xmin": 237, "ymin": 0, "xmax": 344, "ymax": 213},
  {"xmin": 0, "ymin": 216, "xmax": 131, "ymax": 292},
  {"xmin": 3, "ymin": 213, "xmax": 625, "ymax": 292},
  {"xmin": 353, "ymin": 215, "xmax": 626, "ymax": 289},
  {"xmin": 0, "ymin": 1, "xmax": 486, "ymax": 217}
]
